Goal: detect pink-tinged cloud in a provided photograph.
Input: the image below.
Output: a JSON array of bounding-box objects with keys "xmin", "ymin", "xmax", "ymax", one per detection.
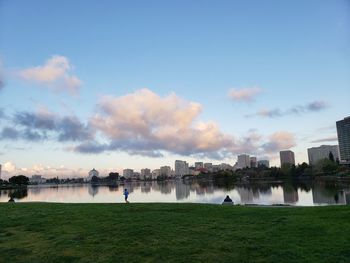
[
  {"xmin": 18, "ymin": 55, "xmax": 81, "ymax": 95},
  {"xmin": 261, "ymin": 131, "xmax": 296, "ymax": 153},
  {"xmin": 85, "ymin": 89, "xmax": 236, "ymax": 157},
  {"xmin": 228, "ymin": 87, "xmax": 262, "ymax": 102}
]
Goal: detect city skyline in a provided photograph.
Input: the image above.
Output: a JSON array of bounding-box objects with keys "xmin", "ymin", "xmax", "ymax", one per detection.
[{"xmin": 0, "ymin": 1, "xmax": 349, "ymax": 177}]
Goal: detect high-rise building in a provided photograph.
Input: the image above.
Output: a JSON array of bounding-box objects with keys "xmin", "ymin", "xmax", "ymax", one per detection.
[
  {"xmin": 250, "ymin": 157, "xmax": 257, "ymax": 168},
  {"xmin": 194, "ymin": 162, "xmax": 203, "ymax": 169},
  {"xmin": 160, "ymin": 166, "xmax": 172, "ymax": 177},
  {"xmin": 307, "ymin": 145, "xmax": 340, "ymax": 165},
  {"xmin": 175, "ymin": 160, "xmax": 189, "ymax": 176},
  {"xmin": 141, "ymin": 168, "xmax": 151, "ymax": 180},
  {"xmin": 237, "ymin": 154, "xmax": 250, "ymax": 169},
  {"xmin": 123, "ymin": 169, "xmax": 134, "ymax": 179},
  {"xmin": 280, "ymin": 150, "xmax": 295, "ymax": 166},
  {"xmin": 337, "ymin": 116, "xmax": 350, "ymax": 162},
  {"xmin": 204, "ymin": 163, "xmax": 213, "ymax": 172},
  {"xmin": 257, "ymin": 160, "xmax": 270, "ymax": 168}
]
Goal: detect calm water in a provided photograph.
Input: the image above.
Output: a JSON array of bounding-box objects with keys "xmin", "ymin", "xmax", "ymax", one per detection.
[{"xmin": 1, "ymin": 179, "xmax": 350, "ymax": 205}]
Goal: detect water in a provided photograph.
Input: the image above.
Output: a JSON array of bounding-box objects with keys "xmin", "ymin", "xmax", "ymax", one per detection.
[{"xmin": 1, "ymin": 179, "xmax": 350, "ymax": 205}]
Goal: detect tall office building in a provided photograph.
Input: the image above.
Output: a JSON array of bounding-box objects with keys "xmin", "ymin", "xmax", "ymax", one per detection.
[
  {"xmin": 141, "ymin": 168, "xmax": 151, "ymax": 180},
  {"xmin": 257, "ymin": 160, "xmax": 270, "ymax": 168},
  {"xmin": 123, "ymin": 169, "xmax": 134, "ymax": 179},
  {"xmin": 237, "ymin": 154, "xmax": 250, "ymax": 169},
  {"xmin": 194, "ymin": 162, "xmax": 203, "ymax": 169},
  {"xmin": 250, "ymin": 157, "xmax": 257, "ymax": 168},
  {"xmin": 160, "ymin": 166, "xmax": 172, "ymax": 177},
  {"xmin": 336, "ymin": 116, "xmax": 350, "ymax": 162},
  {"xmin": 280, "ymin": 150, "xmax": 295, "ymax": 166},
  {"xmin": 175, "ymin": 160, "xmax": 189, "ymax": 176},
  {"xmin": 307, "ymin": 145, "xmax": 340, "ymax": 165}
]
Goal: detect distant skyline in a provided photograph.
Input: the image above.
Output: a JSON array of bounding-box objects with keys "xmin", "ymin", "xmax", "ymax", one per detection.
[{"xmin": 0, "ymin": 0, "xmax": 349, "ymax": 177}]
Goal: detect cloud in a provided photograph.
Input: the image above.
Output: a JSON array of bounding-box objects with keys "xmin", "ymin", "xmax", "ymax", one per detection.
[
  {"xmin": 0, "ymin": 127, "xmax": 20, "ymax": 140},
  {"xmin": 246, "ymin": 100, "xmax": 328, "ymax": 118},
  {"xmin": 18, "ymin": 55, "xmax": 81, "ymax": 95},
  {"xmin": 228, "ymin": 87, "xmax": 262, "ymax": 102},
  {"xmin": 311, "ymin": 136, "xmax": 338, "ymax": 143},
  {"xmin": 261, "ymin": 132, "xmax": 296, "ymax": 153},
  {"xmin": 0, "ymin": 161, "xmax": 113, "ymax": 179},
  {"xmin": 1, "ymin": 108, "xmax": 92, "ymax": 142},
  {"xmin": 73, "ymin": 89, "xmax": 236, "ymax": 158}
]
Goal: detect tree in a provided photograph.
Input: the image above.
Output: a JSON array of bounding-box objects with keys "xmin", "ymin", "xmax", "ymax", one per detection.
[
  {"xmin": 9, "ymin": 175, "xmax": 29, "ymax": 186},
  {"xmin": 107, "ymin": 172, "xmax": 119, "ymax": 181},
  {"xmin": 329, "ymin": 151, "xmax": 335, "ymax": 162},
  {"xmin": 91, "ymin": 175, "xmax": 99, "ymax": 183}
]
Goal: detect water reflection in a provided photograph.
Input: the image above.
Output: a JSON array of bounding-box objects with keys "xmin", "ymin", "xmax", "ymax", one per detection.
[{"xmin": 1, "ymin": 179, "xmax": 350, "ymax": 205}]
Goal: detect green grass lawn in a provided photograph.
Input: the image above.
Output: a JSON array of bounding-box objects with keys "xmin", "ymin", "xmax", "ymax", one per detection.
[{"xmin": 1, "ymin": 203, "xmax": 350, "ymax": 262}]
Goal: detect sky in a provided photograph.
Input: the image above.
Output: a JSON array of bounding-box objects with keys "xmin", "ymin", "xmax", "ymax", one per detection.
[{"xmin": 0, "ymin": 0, "xmax": 349, "ymax": 178}]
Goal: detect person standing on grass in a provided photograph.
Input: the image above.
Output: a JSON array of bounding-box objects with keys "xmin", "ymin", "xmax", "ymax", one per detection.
[{"xmin": 123, "ymin": 188, "xmax": 129, "ymax": 203}]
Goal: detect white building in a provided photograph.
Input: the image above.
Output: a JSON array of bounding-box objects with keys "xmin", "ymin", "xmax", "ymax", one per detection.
[
  {"xmin": 30, "ymin": 175, "xmax": 46, "ymax": 184},
  {"xmin": 175, "ymin": 160, "xmax": 189, "ymax": 176},
  {"xmin": 141, "ymin": 168, "xmax": 151, "ymax": 180},
  {"xmin": 152, "ymin": 169, "xmax": 160, "ymax": 179},
  {"xmin": 250, "ymin": 157, "xmax": 257, "ymax": 168},
  {"xmin": 123, "ymin": 169, "xmax": 134, "ymax": 179},
  {"xmin": 86, "ymin": 168, "xmax": 99, "ymax": 182},
  {"xmin": 195, "ymin": 162, "xmax": 203, "ymax": 170},
  {"xmin": 307, "ymin": 145, "xmax": 340, "ymax": 165},
  {"xmin": 160, "ymin": 166, "xmax": 172, "ymax": 177},
  {"xmin": 237, "ymin": 154, "xmax": 250, "ymax": 169},
  {"xmin": 258, "ymin": 160, "xmax": 270, "ymax": 168},
  {"xmin": 219, "ymin": 163, "xmax": 233, "ymax": 171},
  {"xmin": 204, "ymin": 163, "xmax": 213, "ymax": 172}
]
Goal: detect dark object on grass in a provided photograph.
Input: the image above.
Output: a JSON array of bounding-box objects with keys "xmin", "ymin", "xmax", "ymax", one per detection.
[
  {"xmin": 222, "ymin": 195, "xmax": 233, "ymax": 205},
  {"xmin": 8, "ymin": 197, "xmax": 15, "ymax": 202}
]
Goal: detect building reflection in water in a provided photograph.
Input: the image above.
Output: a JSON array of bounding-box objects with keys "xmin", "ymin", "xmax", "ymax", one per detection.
[
  {"xmin": 283, "ymin": 185, "xmax": 299, "ymax": 204},
  {"xmin": 88, "ymin": 185, "xmax": 99, "ymax": 197},
  {"xmin": 312, "ymin": 181, "xmax": 346, "ymax": 205},
  {"xmin": 2, "ymin": 179, "xmax": 350, "ymax": 205}
]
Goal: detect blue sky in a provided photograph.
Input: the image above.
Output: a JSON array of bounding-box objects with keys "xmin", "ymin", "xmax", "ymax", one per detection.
[{"xmin": 0, "ymin": 0, "xmax": 349, "ymax": 177}]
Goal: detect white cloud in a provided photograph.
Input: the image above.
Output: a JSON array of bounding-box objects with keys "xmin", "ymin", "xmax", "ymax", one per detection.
[
  {"xmin": 18, "ymin": 55, "xmax": 81, "ymax": 95},
  {"xmin": 228, "ymin": 87, "xmax": 262, "ymax": 102}
]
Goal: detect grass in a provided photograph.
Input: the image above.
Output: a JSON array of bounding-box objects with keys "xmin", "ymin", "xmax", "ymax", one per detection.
[{"xmin": 0, "ymin": 203, "xmax": 350, "ymax": 262}]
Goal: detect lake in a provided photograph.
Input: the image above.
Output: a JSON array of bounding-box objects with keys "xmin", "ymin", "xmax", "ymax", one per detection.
[{"xmin": 1, "ymin": 178, "xmax": 350, "ymax": 205}]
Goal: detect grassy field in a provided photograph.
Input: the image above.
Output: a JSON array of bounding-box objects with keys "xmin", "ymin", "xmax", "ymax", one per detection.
[{"xmin": 1, "ymin": 203, "xmax": 350, "ymax": 262}]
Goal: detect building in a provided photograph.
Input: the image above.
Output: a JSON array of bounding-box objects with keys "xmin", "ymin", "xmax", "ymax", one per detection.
[
  {"xmin": 280, "ymin": 150, "xmax": 295, "ymax": 166},
  {"xmin": 141, "ymin": 168, "xmax": 151, "ymax": 180},
  {"xmin": 86, "ymin": 168, "xmax": 99, "ymax": 182},
  {"xmin": 257, "ymin": 160, "xmax": 270, "ymax": 168},
  {"xmin": 30, "ymin": 175, "xmax": 46, "ymax": 184},
  {"xmin": 237, "ymin": 154, "xmax": 250, "ymax": 169},
  {"xmin": 160, "ymin": 166, "xmax": 172, "ymax": 177},
  {"xmin": 204, "ymin": 163, "xmax": 213, "ymax": 172},
  {"xmin": 194, "ymin": 162, "xmax": 203, "ymax": 170},
  {"xmin": 123, "ymin": 169, "xmax": 134, "ymax": 179},
  {"xmin": 250, "ymin": 157, "xmax": 257, "ymax": 168},
  {"xmin": 337, "ymin": 116, "xmax": 350, "ymax": 163},
  {"xmin": 152, "ymin": 169, "xmax": 160, "ymax": 179},
  {"xmin": 175, "ymin": 160, "xmax": 189, "ymax": 176},
  {"xmin": 307, "ymin": 145, "xmax": 340, "ymax": 165}
]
